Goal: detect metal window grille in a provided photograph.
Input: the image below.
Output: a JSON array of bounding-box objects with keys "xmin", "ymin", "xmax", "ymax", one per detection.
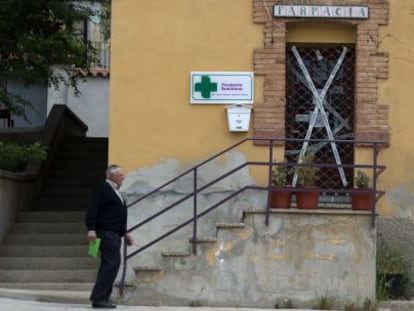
[{"xmin": 285, "ymin": 44, "xmax": 356, "ymax": 190}]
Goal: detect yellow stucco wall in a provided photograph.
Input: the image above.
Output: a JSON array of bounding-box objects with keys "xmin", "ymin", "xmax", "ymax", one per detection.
[
  {"xmin": 110, "ymin": 0, "xmax": 262, "ymax": 172},
  {"xmin": 111, "ymin": 1, "xmax": 414, "ymax": 216},
  {"xmin": 377, "ymin": 0, "xmax": 414, "ymax": 216}
]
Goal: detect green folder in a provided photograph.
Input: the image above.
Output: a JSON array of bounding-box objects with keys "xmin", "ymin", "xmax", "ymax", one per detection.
[{"xmin": 88, "ymin": 238, "xmax": 101, "ymax": 258}]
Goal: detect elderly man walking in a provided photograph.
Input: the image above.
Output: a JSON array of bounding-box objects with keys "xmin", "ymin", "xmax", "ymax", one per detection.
[{"xmin": 86, "ymin": 164, "xmax": 133, "ymax": 309}]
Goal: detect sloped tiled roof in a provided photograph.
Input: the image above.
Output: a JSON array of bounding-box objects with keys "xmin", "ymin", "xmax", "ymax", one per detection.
[{"xmin": 74, "ymin": 68, "xmax": 110, "ymax": 78}]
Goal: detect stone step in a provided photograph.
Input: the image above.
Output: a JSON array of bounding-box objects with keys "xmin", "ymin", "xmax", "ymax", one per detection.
[
  {"xmin": 0, "ymin": 269, "xmax": 96, "ymax": 283},
  {"xmin": 0, "ymin": 282, "xmax": 94, "ymax": 291},
  {"xmin": 0, "ymin": 137, "xmax": 108, "ymax": 292},
  {"xmin": 38, "ymin": 197, "xmax": 89, "ymax": 211},
  {"xmin": 36, "ymin": 206, "xmax": 87, "ymax": 212},
  {"xmin": 216, "ymin": 222, "xmax": 246, "ymax": 229},
  {"xmin": 0, "ymin": 257, "xmax": 98, "ymax": 270},
  {"xmin": 40, "ymin": 187, "xmax": 93, "ymax": 198},
  {"xmin": 0, "ymin": 246, "xmax": 87, "ymax": 257},
  {"xmin": 44, "ymin": 178, "xmax": 98, "ymax": 188},
  {"xmin": 10, "ymin": 222, "xmax": 85, "ymax": 234},
  {"xmin": 60, "ymin": 142, "xmax": 108, "ymax": 153},
  {"xmin": 161, "ymin": 251, "xmax": 191, "ymax": 257},
  {"xmin": 5, "ymin": 233, "xmax": 87, "ymax": 245},
  {"xmin": 35, "ymin": 207, "xmax": 87, "ymax": 212},
  {"xmin": 60, "ymin": 138, "xmax": 108, "ymax": 148},
  {"xmin": 378, "ymin": 301, "xmax": 414, "ymax": 311},
  {"xmin": 48, "ymin": 170, "xmax": 104, "ymax": 180},
  {"xmin": 62, "ymin": 136, "xmax": 108, "ymax": 143},
  {"xmin": 133, "ymin": 266, "xmax": 163, "ymax": 273},
  {"xmin": 16, "ymin": 211, "xmax": 85, "ymax": 223},
  {"xmin": 51, "ymin": 159, "xmax": 107, "ymax": 170},
  {"xmin": 0, "ymin": 287, "xmax": 92, "ymax": 305},
  {"xmin": 55, "ymin": 150, "xmax": 108, "ymax": 161}
]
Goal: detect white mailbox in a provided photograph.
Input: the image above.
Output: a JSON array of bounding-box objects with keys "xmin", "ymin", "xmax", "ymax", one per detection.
[{"xmin": 226, "ymin": 104, "xmax": 252, "ymax": 132}]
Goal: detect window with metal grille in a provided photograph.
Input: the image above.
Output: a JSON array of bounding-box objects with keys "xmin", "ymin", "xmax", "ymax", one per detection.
[{"xmin": 285, "ymin": 44, "xmax": 355, "ymax": 191}]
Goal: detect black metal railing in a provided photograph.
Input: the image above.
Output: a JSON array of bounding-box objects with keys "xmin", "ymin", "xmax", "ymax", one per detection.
[{"xmin": 119, "ymin": 137, "xmax": 386, "ymax": 294}]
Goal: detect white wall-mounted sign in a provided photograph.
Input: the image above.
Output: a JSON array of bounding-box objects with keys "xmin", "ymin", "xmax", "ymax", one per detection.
[
  {"xmin": 273, "ymin": 5, "xmax": 369, "ymax": 19},
  {"xmin": 190, "ymin": 71, "xmax": 254, "ymax": 104}
]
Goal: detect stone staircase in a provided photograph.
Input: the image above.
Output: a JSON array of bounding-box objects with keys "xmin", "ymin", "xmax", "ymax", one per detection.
[
  {"xmin": 0, "ymin": 136, "xmax": 108, "ymax": 301},
  {"xmin": 0, "ymin": 136, "xmax": 411, "ymax": 309},
  {"xmin": 38, "ymin": 136, "xmax": 108, "ymax": 211}
]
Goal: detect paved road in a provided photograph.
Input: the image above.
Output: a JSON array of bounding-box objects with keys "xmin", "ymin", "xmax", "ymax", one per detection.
[{"xmin": 0, "ymin": 298, "xmax": 333, "ymax": 311}]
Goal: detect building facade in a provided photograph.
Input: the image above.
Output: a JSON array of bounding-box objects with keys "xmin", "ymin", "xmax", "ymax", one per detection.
[{"xmin": 110, "ymin": 0, "xmax": 414, "ymax": 305}]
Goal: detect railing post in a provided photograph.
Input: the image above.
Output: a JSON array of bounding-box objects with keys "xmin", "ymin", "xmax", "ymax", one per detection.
[
  {"xmin": 372, "ymin": 143, "xmax": 379, "ymax": 228},
  {"xmin": 192, "ymin": 168, "xmax": 198, "ymax": 254},
  {"xmin": 266, "ymin": 139, "xmax": 273, "ymax": 226}
]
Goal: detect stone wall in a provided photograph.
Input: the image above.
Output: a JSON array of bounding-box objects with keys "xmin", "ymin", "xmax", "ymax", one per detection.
[
  {"xmin": 0, "ymin": 171, "xmax": 37, "ymax": 244},
  {"xmin": 120, "ymin": 155, "xmax": 376, "ymax": 308},
  {"xmin": 122, "ymin": 209, "xmax": 375, "ymax": 309}
]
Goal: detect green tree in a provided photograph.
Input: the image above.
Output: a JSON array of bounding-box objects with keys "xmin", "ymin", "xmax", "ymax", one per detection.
[
  {"xmin": 0, "ymin": 0, "xmax": 100, "ymax": 116},
  {"xmin": 100, "ymin": 0, "xmax": 111, "ymax": 41}
]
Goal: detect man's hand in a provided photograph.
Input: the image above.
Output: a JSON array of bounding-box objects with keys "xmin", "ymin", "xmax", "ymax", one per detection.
[
  {"xmin": 125, "ymin": 233, "xmax": 133, "ymax": 246},
  {"xmin": 87, "ymin": 230, "xmax": 97, "ymax": 241}
]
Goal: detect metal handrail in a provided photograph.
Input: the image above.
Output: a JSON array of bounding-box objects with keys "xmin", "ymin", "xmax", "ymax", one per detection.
[{"xmin": 119, "ymin": 137, "xmax": 387, "ymax": 294}]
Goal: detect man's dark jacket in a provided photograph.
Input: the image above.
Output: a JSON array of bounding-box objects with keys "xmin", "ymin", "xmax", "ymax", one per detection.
[{"xmin": 85, "ymin": 181, "xmax": 127, "ymax": 236}]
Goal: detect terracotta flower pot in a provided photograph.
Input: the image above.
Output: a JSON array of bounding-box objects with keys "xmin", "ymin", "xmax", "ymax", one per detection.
[
  {"xmin": 270, "ymin": 186, "xmax": 292, "ymax": 209},
  {"xmin": 351, "ymin": 189, "xmax": 374, "ymax": 210},
  {"xmin": 296, "ymin": 186, "xmax": 319, "ymax": 209}
]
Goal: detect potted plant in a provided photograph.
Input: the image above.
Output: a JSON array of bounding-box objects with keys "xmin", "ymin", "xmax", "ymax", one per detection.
[
  {"xmin": 351, "ymin": 170, "xmax": 374, "ymax": 210},
  {"xmin": 270, "ymin": 160, "xmax": 292, "ymax": 209},
  {"xmin": 377, "ymin": 247, "xmax": 407, "ymax": 299},
  {"xmin": 0, "ymin": 142, "xmax": 47, "ymax": 172},
  {"xmin": 295, "ymin": 152, "xmax": 320, "ymax": 209}
]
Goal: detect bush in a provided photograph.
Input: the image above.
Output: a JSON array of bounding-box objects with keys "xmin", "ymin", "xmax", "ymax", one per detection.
[
  {"xmin": 376, "ymin": 241, "xmax": 411, "ymax": 300},
  {"xmin": 0, "ymin": 142, "xmax": 47, "ymax": 172},
  {"xmin": 355, "ymin": 170, "xmax": 370, "ymax": 188},
  {"xmin": 272, "ymin": 160, "xmax": 291, "ymax": 186},
  {"xmin": 295, "ymin": 152, "xmax": 320, "ymax": 186}
]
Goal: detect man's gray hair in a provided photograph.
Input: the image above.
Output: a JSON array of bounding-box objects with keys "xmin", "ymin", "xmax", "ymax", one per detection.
[{"xmin": 106, "ymin": 164, "xmax": 121, "ymax": 178}]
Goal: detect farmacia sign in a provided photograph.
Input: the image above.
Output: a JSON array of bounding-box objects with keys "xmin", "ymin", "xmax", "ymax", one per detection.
[{"xmin": 273, "ymin": 5, "xmax": 369, "ymax": 19}]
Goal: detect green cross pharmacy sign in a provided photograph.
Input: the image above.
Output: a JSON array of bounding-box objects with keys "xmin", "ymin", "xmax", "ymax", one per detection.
[{"xmin": 190, "ymin": 71, "xmax": 254, "ymax": 104}]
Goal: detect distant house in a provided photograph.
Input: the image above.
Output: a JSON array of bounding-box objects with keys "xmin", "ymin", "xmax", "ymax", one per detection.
[{"xmin": 3, "ymin": 1, "xmax": 110, "ymax": 138}]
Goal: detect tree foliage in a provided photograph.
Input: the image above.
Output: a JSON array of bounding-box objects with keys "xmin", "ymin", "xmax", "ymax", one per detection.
[
  {"xmin": 0, "ymin": 0, "xmax": 100, "ymax": 115},
  {"xmin": 100, "ymin": 0, "xmax": 111, "ymax": 41},
  {"xmin": 0, "ymin": 141, "xmax": 47, "ymax": 172}
]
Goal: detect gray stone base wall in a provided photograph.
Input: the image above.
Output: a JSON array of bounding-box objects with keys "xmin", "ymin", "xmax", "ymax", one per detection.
[
  {"xmin": 0, "ymin": 172, "xmax": 36, "ymax": 244},
  {"xmin": 122, "ymin": 209, "xmax": 375, "ymax": 309}
]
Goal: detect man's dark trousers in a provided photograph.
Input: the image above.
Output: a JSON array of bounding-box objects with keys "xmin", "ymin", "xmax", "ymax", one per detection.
[{"xmin": 90, "ymin": 230, "xmax": 121, "ymax": 302}]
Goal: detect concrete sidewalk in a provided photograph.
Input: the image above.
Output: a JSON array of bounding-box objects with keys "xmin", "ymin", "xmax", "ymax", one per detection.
[{"xmin": 0, "ymin": 297, "xmax": 335, "ymax": 311}]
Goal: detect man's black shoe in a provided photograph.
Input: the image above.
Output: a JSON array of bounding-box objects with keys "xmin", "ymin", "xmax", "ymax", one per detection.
[{"xmin": 91, "ymin": 301, "xmax": 117, "ymax": 308}]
